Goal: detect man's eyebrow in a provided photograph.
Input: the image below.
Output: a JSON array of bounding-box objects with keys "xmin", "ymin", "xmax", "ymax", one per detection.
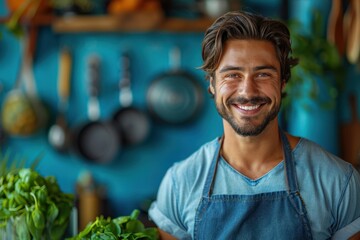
[
  {"xmin": 218, "ymin": 65, "xmax": 278, "ymax": 73},
  {"xmin": 219, "ymin": 66, "xmax": 243, "ymax": 73},
  {"xmin": 254, "ymin": 66, "xmax": 278, "ymax": 72}
]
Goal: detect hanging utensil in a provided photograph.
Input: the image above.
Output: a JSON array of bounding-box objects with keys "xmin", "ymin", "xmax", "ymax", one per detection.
[
  {"xmin": 147, "ymin": 46, "xmax": 204, "ymax": 125},
  {"xmin": 48, "ymin": 47, "xmax": 72, "ymax": 152},
  {"xmin": 345, "ymin": 0, "xmax": 360, "ymax": 63},
  {"xmin": 111, "ymin": 52, "xmax": 151, "ymax": 146},
  {"xmin": 327, "ymin": 0, "xmax": 345, "ymax": 56},
  {"xmin": 1, "ymin": 26, "xmax": 48, "ymax": 136},
  {"xmin": 73, "ymin": 55, "xmax": 121, "ymax": 164}
]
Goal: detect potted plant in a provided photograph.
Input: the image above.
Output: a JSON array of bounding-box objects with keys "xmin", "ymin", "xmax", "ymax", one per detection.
[
  {"xmin": 0, "ymin": 151, "xmax": 75, "ymax": 239},
  {"xmin": 283, "ymin": 9, "xmax": 344, "ymax": 111},
  {"xmin": 283, "ymin": 9, "xmax": 345, "ymax": 154}
]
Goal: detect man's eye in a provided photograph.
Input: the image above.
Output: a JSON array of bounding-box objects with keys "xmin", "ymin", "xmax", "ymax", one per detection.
[
  {"xmin": 225, "ymin": 73, "xmax": 240, "ymax": 79},
  {"xmin": 257, "ymin": 72, "xmax": 271, "ymax": 78}
]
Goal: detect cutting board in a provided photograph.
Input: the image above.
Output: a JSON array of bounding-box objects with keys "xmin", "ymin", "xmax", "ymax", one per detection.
[{"xmin": 340, "ymin": 95, "xmax": 360, "ymax": 167}]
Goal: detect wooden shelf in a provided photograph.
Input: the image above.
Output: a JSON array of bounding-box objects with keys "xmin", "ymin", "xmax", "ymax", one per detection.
[
  {"xmin": 51, "ymin": 13, "xmax": 214, "ymax": 33},
  {"xmin": 1, "ymin": 12, "xmax": 215, "ymax": 33},
  {"xmin": 158, "ymin": 17, "xmax": 214, "ymax": 32},
  {"xmin": 0, "ymin": 14, "xmax": 54, "ymax": 26}
]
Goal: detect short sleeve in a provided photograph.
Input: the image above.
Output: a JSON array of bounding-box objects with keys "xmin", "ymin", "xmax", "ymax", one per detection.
[
  {"xmin": 148, "ymin": 167, "xmax": 192, "ymax": 240},
  {"xmin": 333, "ymin": 166, "xmax": 360, "ymax": 234},
  {"xmin": 332, "ymin": 217, "xmax": 360, "ymax": 239}
]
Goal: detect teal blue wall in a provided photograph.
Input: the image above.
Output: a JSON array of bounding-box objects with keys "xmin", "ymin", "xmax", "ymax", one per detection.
[
  {"xmin": 1, "ymin": 0, "xmax": 359, "ymax": 217},
  {"xmin": 0, "ymin": 4, "xmax": 223, "ymax": 215}
]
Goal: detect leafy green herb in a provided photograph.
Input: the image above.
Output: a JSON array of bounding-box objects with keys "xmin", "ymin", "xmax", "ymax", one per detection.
[
  {"xmin": 0, "ymin": 166, "xmax": 74, "ymax": 239},
  {"xmin": 68, "ymin": 209, "xmax": 159, "ymax": 240}
]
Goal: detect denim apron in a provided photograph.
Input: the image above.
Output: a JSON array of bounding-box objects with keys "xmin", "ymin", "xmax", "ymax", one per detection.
[{"xmin": 194, "ymin": 130, "xmax": 313, "ymax": 239}]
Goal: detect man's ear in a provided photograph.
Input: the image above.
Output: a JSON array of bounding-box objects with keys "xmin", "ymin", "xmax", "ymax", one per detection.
[
  {"xmin": 209, "ymin": 77, "xmax": 215, "ymax": 95},
  {"xmin": 281, "ymin": 80, "xmax": 286, "ymax": 91}
]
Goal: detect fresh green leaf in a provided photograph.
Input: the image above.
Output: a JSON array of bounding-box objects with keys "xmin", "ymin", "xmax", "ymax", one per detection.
[
  {"xmin": 67, "ymin": 210, "xmax": 159, "ymax": 240},
  {"xmin": 125, "ymin": 220, "xmax": 145, "ymax": 233},
  {"xmin": 14, "ymin": 215, "xmax": 31, "ymax": 240},
  {"xmin": 26, "ymin": 211, "xmax": 41, "ymax": 240},
  {"xmin": 32, "ymin": 208, "xmax": 45, "ymax": 230},
  {"xmin": 49, "ymin": 221, "xmax": 70, "ymax": 240},
  {"xmin": 46, "ymin": 201, "xmax": 59, "ymax": 223}
]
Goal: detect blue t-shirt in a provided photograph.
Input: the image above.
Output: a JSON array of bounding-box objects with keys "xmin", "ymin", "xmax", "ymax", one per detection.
[{"xmin": 149, "ymin": 137, "xmax": 360, "ymax": 239}]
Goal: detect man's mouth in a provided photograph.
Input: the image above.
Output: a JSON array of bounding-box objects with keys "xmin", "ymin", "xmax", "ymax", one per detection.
[{"xmin": 237, "ymin": 104, "xmax": 261, "ymax": 111}]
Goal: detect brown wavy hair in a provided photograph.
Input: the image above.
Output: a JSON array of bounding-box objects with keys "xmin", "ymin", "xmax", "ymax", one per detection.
[{"xmin": 200, "ymin": 11, "xmax": 298, "ymax": 90}]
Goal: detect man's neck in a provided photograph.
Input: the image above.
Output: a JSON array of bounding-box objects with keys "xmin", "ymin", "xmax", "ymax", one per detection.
[{"xmin": 221, "ymin": 122, "xmax": 284, "ymax": 180}]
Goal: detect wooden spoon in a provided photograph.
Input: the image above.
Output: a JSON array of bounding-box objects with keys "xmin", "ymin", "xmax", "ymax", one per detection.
[
  {"xmin": 48, "ymin": 48, "xmax": 72, "ymax": 152},
  {"xmin": 327, "ymin": 0, "xmax": 345, "ymax": 56},
  {"xmin": 345, "ymin": 0, "xmax": 360, "ymax": 63}
]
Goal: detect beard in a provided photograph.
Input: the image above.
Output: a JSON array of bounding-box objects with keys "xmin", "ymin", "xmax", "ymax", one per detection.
[{"xmin": 215, "ymin": 96, "xmax": 281, "ymax": 137}]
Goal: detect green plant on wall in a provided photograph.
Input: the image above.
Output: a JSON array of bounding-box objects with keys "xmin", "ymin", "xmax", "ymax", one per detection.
[{"xmin": 283, "ymin": 10, "xmax": 344, "ymax": 112}]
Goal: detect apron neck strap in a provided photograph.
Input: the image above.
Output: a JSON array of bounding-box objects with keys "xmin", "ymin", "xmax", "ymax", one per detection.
[
  {"xmin": 203, "ymin": 137, "xmax": 223, "ymax": 197},
  {"xmin": 279, "ymin": 128, "xmax": 299, "ymax": 193},
  {"xmin": 203, "ymin": 129, "xmax": 299, "ymax": 197}
]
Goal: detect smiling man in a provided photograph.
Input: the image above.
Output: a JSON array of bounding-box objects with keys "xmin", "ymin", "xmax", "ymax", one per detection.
[{"xmin": 148, "ymin": 11, "xmax": 360, "ymax": 240}]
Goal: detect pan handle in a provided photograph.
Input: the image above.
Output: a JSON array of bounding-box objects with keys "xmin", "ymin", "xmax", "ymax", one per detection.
[
  {"xmin": 169, "ymin": 46, "xmax": 181, "ymax": 71},
  {"xmin": 119, "ymin": 52, "xmax": 133, "ymax": 107},
  {"xmin": 87, "ymin": 55, "xmax": 101, "ymax": 121},
  {"xmin": 58, "ymin": 47, "xmax": 72, "ymax": 112}
]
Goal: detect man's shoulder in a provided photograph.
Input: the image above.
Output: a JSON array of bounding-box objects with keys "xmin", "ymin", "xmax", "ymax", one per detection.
[
  {"xmin": 294, "ymin": 138, "xmax": 354, "ymax": 177},
  {"xmin": 169, "ymin": 137, "xmax": 220, "ymax": 179}
]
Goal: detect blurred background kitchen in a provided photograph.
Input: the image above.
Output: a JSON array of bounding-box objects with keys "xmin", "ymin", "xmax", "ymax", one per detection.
[{"xmin": 0, "ymin": 0, "xmax": 359, "ymax": 230}]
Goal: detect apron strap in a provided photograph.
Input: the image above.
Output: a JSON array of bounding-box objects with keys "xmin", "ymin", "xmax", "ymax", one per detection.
[
  {"xmin": 202, "ymin": 137, "xmax": 223, "ymax": 197},
  {"xmin": 280, "ymin": 129, "xmax": 300, "ymax": 193},
  {"xmin": 203, "ymin": 129, "xmax": 300, "ymax": 197}
]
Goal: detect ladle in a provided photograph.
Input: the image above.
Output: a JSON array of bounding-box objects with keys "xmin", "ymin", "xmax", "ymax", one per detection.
[{"xmin": 48, "ymin": 48, "xmax": 72, "ymax": 152}]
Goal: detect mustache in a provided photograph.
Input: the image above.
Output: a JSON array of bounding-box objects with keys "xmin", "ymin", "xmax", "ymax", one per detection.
[{"xmin": 228, "ymin": 96, "xmax": 271, "ymax": 105}]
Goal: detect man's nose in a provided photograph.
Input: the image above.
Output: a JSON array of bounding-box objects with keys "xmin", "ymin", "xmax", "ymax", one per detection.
[{"xmin": 239, "ymin": 76, "xmax": 258, "ymax": 95}]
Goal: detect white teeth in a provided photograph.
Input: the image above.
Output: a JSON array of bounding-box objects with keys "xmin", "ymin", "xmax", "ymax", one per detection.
[{"xmin": 238, "ymin": 105, "xmax": 260, "ymax": 110}]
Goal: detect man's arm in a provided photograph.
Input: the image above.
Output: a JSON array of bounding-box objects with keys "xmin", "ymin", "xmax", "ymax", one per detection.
[
  {"xmin": 158, "ymin": 228, "xmax": 178, "ymax": 240},
  {"xmin": 349, "ymin": 231, "xmax": 360, "ymax": 240}
]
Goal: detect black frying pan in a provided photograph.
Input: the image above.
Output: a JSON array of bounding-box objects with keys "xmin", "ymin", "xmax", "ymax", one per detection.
[
  {"xmin": 73, "ymin": 55, "xmax": 121, "ymax": 164},
  {"xmin": 112, "ymin": 52, "xmax": 150, "ymax": 146},
  {"xmin": 147, "ymin": 47, "xmax": 204, "ymax": 124}
]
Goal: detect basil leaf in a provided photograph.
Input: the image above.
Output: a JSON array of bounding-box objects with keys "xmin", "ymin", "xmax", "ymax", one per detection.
[
  {"xmin": 46, "ymin": 201, "xmax": 59, "ymax": 223},
  {"xmin": 26, "ymin": 211, "xmax": 41, "ymax": 240},
  {"xmin": 104, "ymin": 221, "xmax": 121, "ymax": 235},
  {"xmin": 125, "ymin": 220, "xmax": 145, "ymax": 233},
  {"xmin": 50, "ymin": 222, "xmax": 69, "ymax": 240},
  {"xmin": 14, "ymin": 215, "xmax": 31, "ymax": 240},
  {"xmin": 32, "ymin": 208, "xmax": 45, "ymax": 230}
]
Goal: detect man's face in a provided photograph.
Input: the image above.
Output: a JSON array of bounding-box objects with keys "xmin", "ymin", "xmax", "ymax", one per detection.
[{"xmin": 210, "ymin": 39, "xmax": 284, "ymax": 136}]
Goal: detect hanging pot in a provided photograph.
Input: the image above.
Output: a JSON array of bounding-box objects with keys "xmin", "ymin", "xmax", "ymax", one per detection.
[
  {"xmin": 146, "ymin": 47, "xmax": 204, "ymax": 125},
  {"xmin": 73, "ymin": 55, "xmax": 121, "ymax": 164},
  {"xmin": 111, "ymin": 52, "xmax": 151, "ymax": 146}
]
